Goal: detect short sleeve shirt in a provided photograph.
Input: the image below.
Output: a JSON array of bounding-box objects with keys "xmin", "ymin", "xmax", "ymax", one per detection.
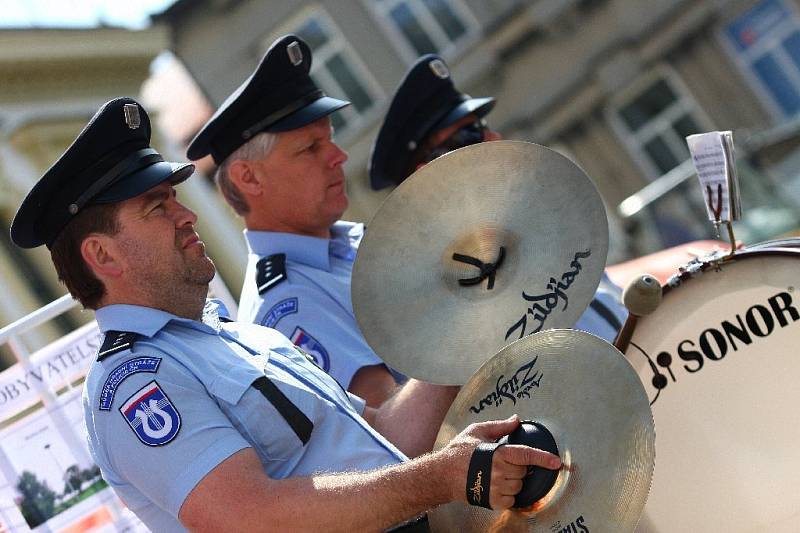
[
  {"xmin": 82, "ymin": 302, "xmax": 406, "ymax": 532},
  {"xmin": 238, "ymin": 221, "xmax": 383, "ymax": 388}
]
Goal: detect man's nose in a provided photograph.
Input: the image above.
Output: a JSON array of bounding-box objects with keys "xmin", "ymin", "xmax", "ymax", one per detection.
[
  {"xmin": 172, "ymin": 200, "xmax": 198, "ymax": 227},
  {"xmin": 329, "ymin": 142, "xmax": 348, "ymax": 167}
]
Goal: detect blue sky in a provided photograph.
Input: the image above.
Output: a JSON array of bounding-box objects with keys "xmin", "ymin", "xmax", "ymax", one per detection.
[{"xmin": 0, "ymin": 0, "xmax": 177, "ymax": 29}]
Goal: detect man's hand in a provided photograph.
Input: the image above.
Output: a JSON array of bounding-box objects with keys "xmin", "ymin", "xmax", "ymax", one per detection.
[{"xmin": 437, "ymin": 415, "xmax": 561, "ymax": 510}]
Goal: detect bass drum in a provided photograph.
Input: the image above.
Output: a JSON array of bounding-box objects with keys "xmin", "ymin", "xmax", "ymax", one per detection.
[
  {"xmin": 746, "ymin": 236, "xmax": 800, "ymax": 250},
  {"xmin": 623, "ymin": 247, "xmax": 800, "ymax": 532}
]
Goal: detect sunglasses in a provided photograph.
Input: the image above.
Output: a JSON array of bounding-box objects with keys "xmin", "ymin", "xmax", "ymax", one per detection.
[{"xmin": 422, "ymin": 119, "xmax": 488, "ymax": 163}]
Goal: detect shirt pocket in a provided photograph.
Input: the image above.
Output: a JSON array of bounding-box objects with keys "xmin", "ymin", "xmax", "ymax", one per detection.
[{"xmin": 210, "ymin": 373, "xmax": 321, "ymax": 465}]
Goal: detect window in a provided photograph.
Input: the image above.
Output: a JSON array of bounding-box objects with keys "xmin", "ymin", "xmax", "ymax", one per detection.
[
  {"xmin": 722, "ymin": 0, "xmax": 800, "ymax": 119},
  {"xmin": 269, "ymin": 9, "xmax": 384, "ymax": 138},
  {"xmin": 369, "ymin": 0, "xmax": 479, "ymax": 61},
  {"xmin": 609, "ymin": 71, "xmax": 711, "ymax": 178}
]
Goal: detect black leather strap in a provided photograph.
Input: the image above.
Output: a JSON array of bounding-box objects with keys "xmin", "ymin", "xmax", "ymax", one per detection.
[
  {"xmin": 252, "ymin": 376, "xmax": 313, "ymax": 445},
  {"xmin": 466, "ymin": 442, "xmax": 503, "ymax": 508}
]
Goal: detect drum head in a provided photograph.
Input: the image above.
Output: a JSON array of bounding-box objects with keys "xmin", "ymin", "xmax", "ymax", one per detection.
[{"xmin": 625, "ymin": 248, "xmax": 800, "ymax": 532}]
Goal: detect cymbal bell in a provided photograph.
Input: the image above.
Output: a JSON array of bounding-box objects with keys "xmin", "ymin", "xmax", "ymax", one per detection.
[
  {"xmin": 352, "ymin": 141, "xmax": 609, "ymax": 384},
  {"xmin": 429, "ymin": 329, "xmax": 655, "ymax": 532}
]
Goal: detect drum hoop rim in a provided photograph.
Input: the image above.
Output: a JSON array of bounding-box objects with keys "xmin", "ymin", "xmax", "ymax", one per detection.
[
  {"xmin": 618, "ymin": 246, "xmax": 800, "ymax": 337},
  {"xmin": 663, "ymin": 246, "xmax": 800, "ymax": 297}
]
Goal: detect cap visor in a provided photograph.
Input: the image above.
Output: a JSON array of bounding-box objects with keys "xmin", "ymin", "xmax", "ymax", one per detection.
[
  {"xmin": 94, "ymin": 161, "xmax": 195, "ymax": 204},
  {"xmin": 269, "ymin": 96, "xmax": 350, "ymax": 132},
  {"xmin": 438, "ymin": 97, "xmax": 496, "ymax": 129}
]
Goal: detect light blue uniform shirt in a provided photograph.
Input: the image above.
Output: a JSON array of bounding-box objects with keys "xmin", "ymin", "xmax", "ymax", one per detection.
[
  {"xmin": 239, "ymin": 221, "xmax": 383, "ymax": 389},
  {"xmin": 575, "ymin": 272, "xmax": 628, "ymax": 342},
  {"xmin": 82, "ymin": 301, "xmax": 406, "ymax": 532}
]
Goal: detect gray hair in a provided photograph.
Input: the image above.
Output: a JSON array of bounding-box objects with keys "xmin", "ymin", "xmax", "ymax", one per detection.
[{"xmin": 214, "ymin": 132, "xmax": 279, "ymax": 215}]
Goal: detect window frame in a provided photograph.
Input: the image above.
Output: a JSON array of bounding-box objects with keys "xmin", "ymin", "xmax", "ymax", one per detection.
[
  {"xmin": 718, "ymin": 0, "xmax": 800, "ymax": 122},
  {"xmin": 362, "ymin": 0, "xmax": 481, "ymax": 64},
  {"xmin": 606, "ymin": 66, "xmax": 715, "ymax": 180}
]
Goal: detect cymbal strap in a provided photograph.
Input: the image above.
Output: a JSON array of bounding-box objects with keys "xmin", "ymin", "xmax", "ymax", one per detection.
[
  {"xmin": 453, "ymin": 246, "xmax": 506, "ymax": 289},
  {"xmin": 466, "ymin": 442, "xmax": 503, "ymax": 508}
]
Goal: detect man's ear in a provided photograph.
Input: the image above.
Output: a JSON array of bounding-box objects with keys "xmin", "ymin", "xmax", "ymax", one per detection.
[
  {"xmin": 81, "ymin": 234, "xmax": 123, "ymax": 279},
  {"xmin": 227, "ymin": 160, "xmax": 264, "ymax": 197}
]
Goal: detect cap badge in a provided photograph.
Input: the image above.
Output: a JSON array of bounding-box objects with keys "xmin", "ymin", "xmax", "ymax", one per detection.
[
  {"xmin": 287, "ymin": 41, "xmax": 303, "ymax": 66},
  {"xmin": 123, "ymin": 104, "xmax": 141, "ymax": 130},
  {"xmin": 429, "ymin": 59, "xmax": 449, "ymax": 79}
]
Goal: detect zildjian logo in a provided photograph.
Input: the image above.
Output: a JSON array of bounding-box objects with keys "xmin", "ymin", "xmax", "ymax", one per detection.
[
  {"xmin": 505, "ymin": 250, "xmax": 592, "ymax": 341},
  {"xmin": 468, "ymin": 357, "xmax": 543, "ymax": 414},
  {"xmin": 470, "ymin": 470, "xmax": 484, "ymax": 504}
]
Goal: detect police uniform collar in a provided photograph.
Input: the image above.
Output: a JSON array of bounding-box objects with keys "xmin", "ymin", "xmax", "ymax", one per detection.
[
  {"xmin": 187, "ymin": 34, "xmax": 350, "ymax": 165},
  {"xmin": 247, "ymin": 221, "xmax": 361, "ymax": 270},
  {"xmin": 95, "ymin": 304, "xmax": 221, "ymax": 338},
  {"xmin": 245, "ymin": 229, "xmax": 332, "ymax": 271}
]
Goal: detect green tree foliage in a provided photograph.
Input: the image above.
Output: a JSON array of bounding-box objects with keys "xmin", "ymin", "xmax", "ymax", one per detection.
[
  {"xmin": 16, "ymin": 470, "xmax": 56, "ymax": 528},
  {"xmin": 64, "ymin": 464, "xmax": 83, "ymax": 494}
]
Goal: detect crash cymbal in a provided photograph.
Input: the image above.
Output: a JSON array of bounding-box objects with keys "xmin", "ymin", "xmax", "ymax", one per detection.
[
  {"xmin": 429, "ymin": 329, "xmax": 654, "ymax": 532},
  {"xmin": 352, "ymin": 141, "xmax": 608, "ymax": 384}
]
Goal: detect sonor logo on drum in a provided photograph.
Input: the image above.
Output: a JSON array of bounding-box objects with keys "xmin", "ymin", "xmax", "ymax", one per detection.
[
  {"xmin": 505, "ymin": 250, "xmax": 592, "ymax": 341},
  {"xmin": 468, "ymin": 356, "xmax": 543, "ymax": 414},
  {"xmin": 631, "ymin": 289, "xmax": 799, "ymax": 404}
]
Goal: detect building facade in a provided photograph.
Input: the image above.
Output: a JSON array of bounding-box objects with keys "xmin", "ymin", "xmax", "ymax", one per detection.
[
  {"xmin": 0, "ymin": 27, "xmax": 243, "ymax": 356},
  {"xmin": 158, "ymin": 0, "xmax": 800, "ymax": 261}
]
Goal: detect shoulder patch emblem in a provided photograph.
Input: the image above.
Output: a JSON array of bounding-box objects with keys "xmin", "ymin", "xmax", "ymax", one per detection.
[
  {"xmin": 99, "ymin": 357, "xmax": 161, "ymax": 411},
  {"xmin": 262, "ymin": 297, "xmax": 298, "ymax": 328},
  {"xmin": 290, "ymin": 327, "xmax": 330, "ymax": 372},
  {"xmin": 256, "ymin": 254, "xmax": 287, "ymax": 294},
  {"xmin": 120, "ymin": 380, "xmax": 181, "ymax": 446},
  {"xmin": 97, "ymin": 331, "xmax": 140, "ymax": 362}
]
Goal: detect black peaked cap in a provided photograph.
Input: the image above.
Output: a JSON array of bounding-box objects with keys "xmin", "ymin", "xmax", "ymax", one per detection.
[
  {"xmin": 187, "ymin": 34, "xmax": 350, "ymax": 165},
  {"xmin": 10, "ymin": 97, "xmax": 194, "ymax": 249},
  {"xmin": 368, "ymin": 54, "xmax": 495, "ymax": 190}
]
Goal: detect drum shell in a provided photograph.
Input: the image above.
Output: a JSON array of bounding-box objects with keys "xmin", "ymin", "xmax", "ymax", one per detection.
[{"xmin": 623, "ymin": 248, "xmax": 800, "ymax": 532}]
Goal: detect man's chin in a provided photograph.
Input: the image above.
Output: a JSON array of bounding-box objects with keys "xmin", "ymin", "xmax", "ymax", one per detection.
[
  {"xmin": 330, "ymin": 195, "xmax": 349, "ymax": 221},
  {"xmin": 189, "ymin": 257, "xmax": 217, "ymax": 285}
]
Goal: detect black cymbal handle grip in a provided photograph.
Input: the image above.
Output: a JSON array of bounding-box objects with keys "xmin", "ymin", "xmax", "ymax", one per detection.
[{"xmin": 497, "ymin": 420, "xmax": 560, "ymax": 508}]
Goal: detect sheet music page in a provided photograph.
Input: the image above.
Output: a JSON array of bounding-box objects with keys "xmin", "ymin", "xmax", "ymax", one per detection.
[
  {"xmin": 686, "ymin": 131, "xmax": 740, "ymax": 223},
  {"xmin": 721, "ymin": 131, "xmax": 742, "ymax": 220}
]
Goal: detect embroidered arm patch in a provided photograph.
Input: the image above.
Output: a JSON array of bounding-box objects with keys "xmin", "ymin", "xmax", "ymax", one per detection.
[
  {"xmin": 120, "ymin": 380, "xmax": 181, "ymax": 446},
  {"xmin": 262, "ymin": 297, "xmax": 298, "ymax": 328},
  {"xmin": 290, "ymin": 327, "xmax": 330, "ymax": 372},
  {"xmin": 99, "ymin": 356, "xmax": 161, "ymax": 410}
]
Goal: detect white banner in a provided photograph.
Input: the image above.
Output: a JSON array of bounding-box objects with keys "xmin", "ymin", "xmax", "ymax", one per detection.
[
  {"xmin": 0, "ymin": 323, "xmax": 149, "ymax": 532},
  {"xmin": 0, "ymin": 322, "xmax": 101, "ymax": 423}
]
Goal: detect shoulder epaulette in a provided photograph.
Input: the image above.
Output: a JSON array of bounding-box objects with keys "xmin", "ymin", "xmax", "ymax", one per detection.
[
  {"xmin": 97, "ymin": 331, "xmax": 140, "ymax": 362},
  {"xmin": 256, "ymin": 253, "xmax": 287, "ymax": 295}
]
